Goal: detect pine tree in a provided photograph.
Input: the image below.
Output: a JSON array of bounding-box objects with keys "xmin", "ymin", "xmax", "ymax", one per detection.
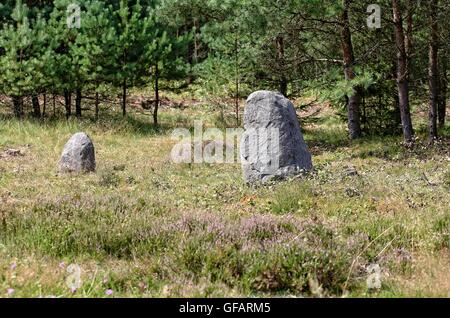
[
  {"xmin": 47, "ymin": 0, "xmax": 82, "ymax": 118},
  {"xmin": 145, "ymin": 3, "xmax": 190, "ymax": 126},
  {"xmin": 69, "ymin": 0, "xmax": 116, "ymax": 119},
  {"xmin": 0, "ymin": 0, "xmax": 52, "ymax": 118},
  {"xmin": 111, "ymin": 0, "xmax": 149, "ymax": 117}
]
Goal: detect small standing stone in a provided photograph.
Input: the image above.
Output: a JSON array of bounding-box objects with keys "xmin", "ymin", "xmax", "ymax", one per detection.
[
  {"xmin": 58, "ymin": 132, "xmax": 96, "ymax": 173},
  {"xmin": 240, "ymin": 90, "xmax": 313, "ymax": 183}
]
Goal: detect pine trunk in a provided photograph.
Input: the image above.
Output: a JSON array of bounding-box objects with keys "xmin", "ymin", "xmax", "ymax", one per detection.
[
  {"xmin": 75, "ymin": 89, "xmax": 82, "ymax": 118},
  {"xmin": 405, "ymin": 0, "xmax": 414, "ymax": 75},
  {"xmin": 391, "ymin": 54, "xmax": 402, "ymax": 129},
  {"xmin": 42, "ymin": 94, "xmax": 46, "ymax": 117},
  {"xmin": 122, "ymin": 79, "xmax": 127, "ymax": 117},
  {"xmin": 52, "ymin": 94, "xmax": 56, "ymax": 117},
  {"xmin": 341, "ymin": 0, "xmax": 361, "ymax": 139},
  {"xmin": 235, "ymin": 35, "xmax": 240, "ymax": 126},
  {"xmin": 428, "ymin": 0, "xmax": 439, "ymax": 141},
  {"xmin": 153, "ymin": 64, "xmax": 159, "ymax": 126},
  {"xmin": 12, "ymin": 96, "xmax": 23, "ymax": 118},
  {"xmin": 392, "ymin": 0, "xmax": 414, "ymax": 142},
  {"xmin": 64, "ymin": 90, "xmax": 72, "ymax": 119},
  {"xmin": 31, "ymin": 95, "xmax": 41, "ymax": 118},
  {"xmin": 276, "ymin": 35, "xmax": 287, "ymax": 97},
  {"xmin": 438, "ymin": 50, "xmax": 448, "ymax": 127},
  {"xmin": 95, "ymin": 91, "xmax": 99, "ymax": 121}
]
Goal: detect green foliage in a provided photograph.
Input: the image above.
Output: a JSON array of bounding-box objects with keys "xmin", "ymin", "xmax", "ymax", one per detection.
[
  {"xmin": 0, "ymin": 0, "xmax": 190, "ymax": 122},
  {"xmin": 0, "ymin": 1, "xmax": 51, "ymax": 97}
]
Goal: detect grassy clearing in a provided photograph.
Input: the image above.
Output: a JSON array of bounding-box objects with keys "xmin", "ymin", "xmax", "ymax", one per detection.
[{"xmin": 0, "ymin": 103, "xmax": 449, "ymax": 298}]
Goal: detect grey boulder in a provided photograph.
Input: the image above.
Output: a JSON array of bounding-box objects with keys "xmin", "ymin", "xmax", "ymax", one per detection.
[
  {"xmin": 240, "ymin": 90, "xmax": 312, "ymax": 183},
  {"xmin": 58, "ymin": 132, "xmax": 96, "ymax": 173}
]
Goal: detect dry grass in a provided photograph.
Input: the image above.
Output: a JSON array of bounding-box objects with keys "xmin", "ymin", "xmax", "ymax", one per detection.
[{"xmin": 390, "ymin": 250, "xmax": 450, "ymax": 297}]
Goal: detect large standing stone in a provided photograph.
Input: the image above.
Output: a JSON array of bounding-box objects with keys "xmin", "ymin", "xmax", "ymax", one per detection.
[
  {"xmin": 240, "ymin": 90, "xmax": 312, "ymax": 183},
  {"xmin": 58, "ymin": 132, "xmax": 96, "ymax": 173}
]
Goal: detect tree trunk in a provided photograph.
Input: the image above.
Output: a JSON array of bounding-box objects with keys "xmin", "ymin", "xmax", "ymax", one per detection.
[
  {"xmin": 235, "ymin": 74, "xmax": 239, "ymax": 127},
  {"xmin": 31, "ymin": 94, "xmax": 41, "ymax": 118},
  {"xmin": 428, "ymin": 0, "xmax": 439, "ymax": 141},
  {"xmin": 153, "ymin": 63, "xmax": 159, "ymax": 126},
  {"xmin": 235, "ymin": 35, "xmax": 240, "ymax": 126},
  {"xmin": 438, "ymin": 50, "xmax": 448, "ymax": 127},
  {"xmin": 95, "ymin": 91, "xmax": 99, "ymax": 121},
  {"xmin": 75, "ymin": 88, "xmax": 82, "ymax": 117},
  {"xmin": 42, "ymin": 94, "xmax": 46, "ymax": 117},
  {"xmin": 193, "ymin": 18, "xmax": 199, "ymax": 63},
  {"xmin": 341, "ymin": 0, "xmax": 361, "ymax": 139},
  {"xmin": 276, "ymin": 35, "xmax": 287, "ymax": 96},
  {"xmin": 392, "ymin": 0, "xmax": 414, "ymax": 142},
  {"xmin": 12, "ymin": 96, "xmax": 23, "ymax": 118},
  {"xmin": 405, "ymin": 0, "xmax": 414, "ymax": 77},
  {"xmin": 53, "ymin": 94, "xmax": 56, "ymax": 117},
  {"xmin": 391, "ymin": 53, "xmax": 402, "ymax": 129},
  {"xmin": 64, "ymin": 90, "xmax": 72, "ymax": 119},
  {"xmin": 122, "ymin": 79, "xmax": 127, "ymax": 117}
]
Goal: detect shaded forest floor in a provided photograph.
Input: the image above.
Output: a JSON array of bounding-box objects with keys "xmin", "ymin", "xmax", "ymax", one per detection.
[{"xmin": 0, "ymin": 97, "xmax": 449, "ymax": 297}]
